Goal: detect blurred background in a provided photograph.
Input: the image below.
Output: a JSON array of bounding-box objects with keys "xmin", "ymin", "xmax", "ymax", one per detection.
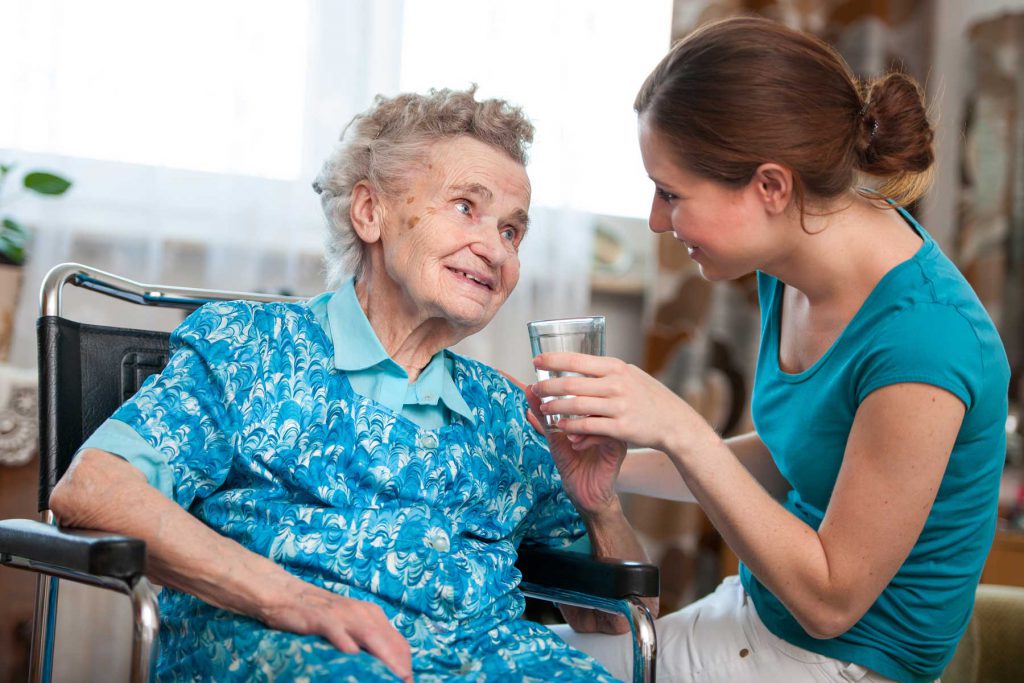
[{"xmin": 1, "ymin": 0, "xmax": 1023, "ymax": 680}]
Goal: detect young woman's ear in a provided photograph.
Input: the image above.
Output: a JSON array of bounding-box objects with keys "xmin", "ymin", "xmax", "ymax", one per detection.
[
  {"xmin": 751, "ymin": 163, "xmax": 793, "ymax": 216},
  {"xmin": 349, "ymin": 180, "xmax": 384, "ymax": 244}
]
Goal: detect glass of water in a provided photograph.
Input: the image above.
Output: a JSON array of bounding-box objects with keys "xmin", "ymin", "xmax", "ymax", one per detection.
[{"xmin": 527, "ymin": 316, "xmax": 605, "ymax": 431}]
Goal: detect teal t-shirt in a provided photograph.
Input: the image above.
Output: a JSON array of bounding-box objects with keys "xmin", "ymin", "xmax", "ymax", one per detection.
[{"xmin": 739, "ymin": 209, "xmax": 1009, "ymax": 683}]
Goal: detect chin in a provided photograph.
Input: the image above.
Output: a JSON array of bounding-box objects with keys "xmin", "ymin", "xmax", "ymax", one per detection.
[
  {"xmin": 440, "ymin": 303, "xmax": 496, "ymax": 333},
  {"xmin": 697, "ymin": 263, "xmax": 749, "ymax": 283}
]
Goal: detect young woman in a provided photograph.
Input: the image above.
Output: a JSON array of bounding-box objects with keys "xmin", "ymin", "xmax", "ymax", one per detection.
[{"xmin": 540, "ymin": 16, "xmax": 1009, "ymax": 683}]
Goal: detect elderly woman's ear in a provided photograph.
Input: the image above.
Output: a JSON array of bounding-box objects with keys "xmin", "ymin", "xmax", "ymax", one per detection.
[{"xmin": 348, "ymin": 180, "xmax": 385, "ymax": 245}]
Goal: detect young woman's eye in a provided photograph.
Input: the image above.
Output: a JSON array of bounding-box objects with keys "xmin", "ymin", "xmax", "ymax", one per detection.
[
  {"xmin": 455, "ymin": 200, "xmax": 472, "ymax": 215},
  {"xmin": 655, "ymin": 187, "xmax": 678, "ymax": 202}
]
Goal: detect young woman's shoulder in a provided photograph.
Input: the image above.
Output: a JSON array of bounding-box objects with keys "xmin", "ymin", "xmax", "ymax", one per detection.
[{"xmin": 858, "ymin": 285, "xmax": 1008, "ymax": 412}]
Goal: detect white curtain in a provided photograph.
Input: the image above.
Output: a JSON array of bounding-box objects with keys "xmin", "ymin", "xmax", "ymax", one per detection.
[
  {"xmin": 0, "ymin": 1, "xmax": 671, "ymax": 677},
  {"xmin": 0, "ymin": 0, "xmax": 618, "ymax": 383},
  {"xmin": 2, "ymin": 0, "xmax": 404, "ymax": 362}
]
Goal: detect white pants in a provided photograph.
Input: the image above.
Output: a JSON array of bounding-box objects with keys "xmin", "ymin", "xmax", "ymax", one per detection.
[{"xmin": 550, "ymin": 576, "xmax": 916, "ymax": 683}]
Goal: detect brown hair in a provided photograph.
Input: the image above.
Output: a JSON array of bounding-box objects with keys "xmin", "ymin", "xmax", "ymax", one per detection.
[
  {"xmin": 634, "ymin": 16, "xmax": 934, "ymax": 215},
  {"xmin": 313, "ymin": 86, "xmax": 534, "ymax": 285}
]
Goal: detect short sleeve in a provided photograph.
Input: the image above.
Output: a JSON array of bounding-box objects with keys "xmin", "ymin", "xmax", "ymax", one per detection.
[
  {"xmin": 93, "ymin": 301, "xmax": 262, "ymax": 509},
  {"xmin": 515, "ymin": 419, "xmax": 587, "ymax": 548},
  {"xmin": 857, "ymin": 303, "xmax": 982, "ymax": 410}
]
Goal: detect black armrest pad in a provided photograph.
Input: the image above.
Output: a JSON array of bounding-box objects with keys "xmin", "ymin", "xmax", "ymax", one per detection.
[
  {"xmin": 516, "ymin": 544, "xmax": 658, "ymax": 599},
  {"xmin": 0, "ymin": 519, "xmax": 146, "ymax": 580}
]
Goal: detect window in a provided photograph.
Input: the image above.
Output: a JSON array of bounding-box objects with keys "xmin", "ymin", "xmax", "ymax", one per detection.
[
  {"xmin": 400, "ymin": 0, "xmax": 673, "ymax": 218},
  {"xmin": 0, "ymin": 0, "xmax": 309, "ymax": 180}
]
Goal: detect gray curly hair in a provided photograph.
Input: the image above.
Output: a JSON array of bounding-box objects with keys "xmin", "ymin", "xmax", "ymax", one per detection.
[{"xmin": 313, "ymin": 86, "xmax": 535, "ymax": 286}]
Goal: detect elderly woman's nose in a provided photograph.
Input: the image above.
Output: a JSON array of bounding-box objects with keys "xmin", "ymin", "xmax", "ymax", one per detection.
[{"xmin": 470, "ymin": 222, "xmax": 510, "ymax": 264}]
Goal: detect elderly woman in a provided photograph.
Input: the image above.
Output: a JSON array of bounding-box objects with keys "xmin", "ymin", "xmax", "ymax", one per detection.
[{"xmin": 49, "ymin": 88, "xmax": 649, "ymax": 682}]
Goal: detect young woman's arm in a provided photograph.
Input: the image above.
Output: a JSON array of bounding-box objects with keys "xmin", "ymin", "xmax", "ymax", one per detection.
[
  {"xmin": 534, "ymin": 355, "xmax": 963, "ymax": 639},
  {"xmin": 617, "ymin": 432, "xmax": 791, "ymax": 503},
  {"xmin": 664, "ymin": 382, "xmax": 962, "ymax": 637},
  {"xmin": 49, "ymin": 448, "xmax": 414, "ymax": 682}
]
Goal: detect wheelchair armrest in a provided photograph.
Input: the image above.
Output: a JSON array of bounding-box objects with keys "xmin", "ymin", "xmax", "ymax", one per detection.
[
  {"xmin": 516, "ymin": 544, "xmax": 658, "ymax": 599},
  {"xmin": 0, "ymin": 518, "xmax": 146, "ymax": 581}
]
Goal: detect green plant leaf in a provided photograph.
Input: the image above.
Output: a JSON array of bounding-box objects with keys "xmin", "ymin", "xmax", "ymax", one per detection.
[
  {"xmin": 24, "ymin": 171, "xmax": 72, "ymax": 196},
  {"xmin": 2, "ymin": 217, "xmax": 29, "ymax": 237},
  {"xmin": 0, "ymin": 231, "xmax": 26, "ymax": 265}
]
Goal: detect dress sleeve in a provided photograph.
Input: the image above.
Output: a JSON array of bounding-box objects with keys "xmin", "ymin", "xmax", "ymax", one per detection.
[
  {"xmin": 84, "ymin": 301, "xmax": 262, "ymax": 509},
  {"xmin": 515, "ymin": 419, "xmax": 587, "ymax": 548},
  {"xmin": 856, "ymin": 302, "xmax": 983, "ymax": 410}
]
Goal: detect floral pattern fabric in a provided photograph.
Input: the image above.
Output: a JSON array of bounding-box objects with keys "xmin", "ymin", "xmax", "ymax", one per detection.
[{"xmin": 108, "ymin": 300, "xmax": 616, "ymax": 682}]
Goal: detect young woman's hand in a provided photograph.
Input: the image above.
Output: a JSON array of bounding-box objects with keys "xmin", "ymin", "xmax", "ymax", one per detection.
[
  {"xmin": 502, "ymin": 368, "xmax": 626, "ymax": 517},
  {"xmin": 531, "ymin": 352, "xmax": 717, "ymax": 456}
]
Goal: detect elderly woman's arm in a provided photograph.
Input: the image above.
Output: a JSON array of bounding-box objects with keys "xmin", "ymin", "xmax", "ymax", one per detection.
[
  {"xmin": 510, "ymin": 374, "xmax": 658, "ymax": 632},
  {"xmin": 558, "ymin": 497, "xmax": 658, "ymax": 633},
  {"xmin": 49, "ymin": 448, "xmax": 414, "ymax": 683}
]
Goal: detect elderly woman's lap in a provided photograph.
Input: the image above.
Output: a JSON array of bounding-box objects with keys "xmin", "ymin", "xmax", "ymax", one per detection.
[
  {"xmin": 156, "ymin": 611, "xmax": 401, "ymax": 682},
  {"xmin": 157, "ymin": 608, "xmax": 620, "ymax": 682},
  {"xmin": 436, "ymin": 619, "xmax": 622, "ymax": 682}
]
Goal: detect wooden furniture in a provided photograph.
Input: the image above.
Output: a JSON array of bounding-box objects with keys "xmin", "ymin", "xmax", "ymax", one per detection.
[
  {"xmin": 981, "ymin": 529, "xmax": 1024, "ymax": 588},
  {"xmin": 0, "ymin": 363, "xmax": 38, "ymax": 683}
]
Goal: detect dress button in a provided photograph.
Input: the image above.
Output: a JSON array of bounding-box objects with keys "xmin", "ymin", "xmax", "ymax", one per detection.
[{"xmin": 418, "ymin": 433, "xmax": 439, "ymax": 449}]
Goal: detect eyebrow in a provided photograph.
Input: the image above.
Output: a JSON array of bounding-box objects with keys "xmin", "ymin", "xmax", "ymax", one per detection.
[
  {"xmin": 451, "ymin": 182, "xmax": 530, "ymax": 229},
  {"xmin": 450, "ymin": 183, "xmax": 493, "ymax": 201},
  {"xmin": 509, "ymin": 209, "xmax": 531, "ymax": 231}
]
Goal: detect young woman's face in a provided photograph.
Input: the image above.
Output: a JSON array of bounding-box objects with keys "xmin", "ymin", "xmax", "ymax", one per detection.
[{"xmin": 638, "ymin": 119, "xmax": 771, "ymax": 281}]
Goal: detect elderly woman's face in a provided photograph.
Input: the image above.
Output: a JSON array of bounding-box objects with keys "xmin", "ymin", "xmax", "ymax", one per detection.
[{"xmin": 375, "ymin": 136, "xmax": 531, "ymax": 334}]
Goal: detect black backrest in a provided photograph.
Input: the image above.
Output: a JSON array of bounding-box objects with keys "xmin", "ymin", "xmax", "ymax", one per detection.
[{"xmin": 37, "ymin": 316, "xmax": 171, "ymax": 511}]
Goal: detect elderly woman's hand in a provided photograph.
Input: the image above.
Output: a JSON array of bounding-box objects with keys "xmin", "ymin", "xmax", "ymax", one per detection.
[
  {"xmin": 259, "ymin": 577, "xmax": 413, "ymax": 683},
  {"xmin": 508, "ymin": 371, "xmax": 627, "ymax": 517},
  {"xmin": 532, "ymin": 351, "xmax": 719, "ymax": 458}
]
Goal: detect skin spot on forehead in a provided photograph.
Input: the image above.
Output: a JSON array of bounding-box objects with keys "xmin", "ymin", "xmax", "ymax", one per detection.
[
  {"xmin": 407, "ymin": 214, "xmax": 420, "ymax": 229},
  {"xmin": 406, "ymin": 196, "xmax": 415, "ymax": 204}
]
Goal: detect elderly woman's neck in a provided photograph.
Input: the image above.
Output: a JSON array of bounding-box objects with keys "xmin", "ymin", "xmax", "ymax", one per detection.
[{"xmin": 354, "ymin": 277, "xmax": 458, "ymax": 382}]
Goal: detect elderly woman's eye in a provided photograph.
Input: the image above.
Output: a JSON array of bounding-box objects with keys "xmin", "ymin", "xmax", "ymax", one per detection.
[
  {"xmin": 455, "ymin": 201, "xmax": 472, "ymax": 215},
  {"xmin": 500, "ymin": 227, "xmax": 518, "ymax": 242}
]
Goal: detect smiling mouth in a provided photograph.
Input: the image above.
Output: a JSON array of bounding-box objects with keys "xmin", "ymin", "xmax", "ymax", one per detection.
[
  {"xmin": 446, "ymin": 267, "xmax": 495, "ymax": 291},
  {"xmin": 678, "ymin": 239, "xmax": 700, "ymax": 256}
]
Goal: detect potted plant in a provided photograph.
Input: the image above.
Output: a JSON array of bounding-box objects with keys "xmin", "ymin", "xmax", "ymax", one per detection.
[{"xmin": 0, "ymin": 163, "xmax": 73, "ymax": 361}]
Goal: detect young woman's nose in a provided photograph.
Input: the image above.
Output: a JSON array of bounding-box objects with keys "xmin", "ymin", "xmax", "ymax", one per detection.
[{"xmin": 648, "ymin": 198, "xmax": 673, "ymax": 234}]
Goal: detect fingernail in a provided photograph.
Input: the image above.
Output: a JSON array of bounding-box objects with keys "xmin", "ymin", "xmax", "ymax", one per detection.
[{"xmin": 529, "ymin": 383, "xmax": 539, "ymax": 395}]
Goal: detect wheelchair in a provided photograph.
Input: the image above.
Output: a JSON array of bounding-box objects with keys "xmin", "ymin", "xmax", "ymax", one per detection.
[{"xmin": 0, "ymin": 262, "xmax": 659, "ymax": 682}]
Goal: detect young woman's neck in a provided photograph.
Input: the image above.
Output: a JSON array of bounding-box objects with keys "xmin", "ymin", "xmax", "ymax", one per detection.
[{"xmin": 761, "ymin": 192, "xmax": 923, "ymax": 308}]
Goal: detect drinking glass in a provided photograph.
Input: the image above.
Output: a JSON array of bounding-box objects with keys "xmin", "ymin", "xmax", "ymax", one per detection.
[{"xmin": 527, "ymin": 316, "xmax": 605, "ymax": 431}]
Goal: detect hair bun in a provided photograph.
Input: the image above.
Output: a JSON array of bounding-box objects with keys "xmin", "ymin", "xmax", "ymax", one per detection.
[{"xmin": 855, "ymin": 72, "xmax": 934, "ymax": 178}]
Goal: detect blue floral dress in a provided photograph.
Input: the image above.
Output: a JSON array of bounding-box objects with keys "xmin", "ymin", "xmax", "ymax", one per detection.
[{"xmin": 101, "ymin": 300, "xmax": 620, "ymax": 682}]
